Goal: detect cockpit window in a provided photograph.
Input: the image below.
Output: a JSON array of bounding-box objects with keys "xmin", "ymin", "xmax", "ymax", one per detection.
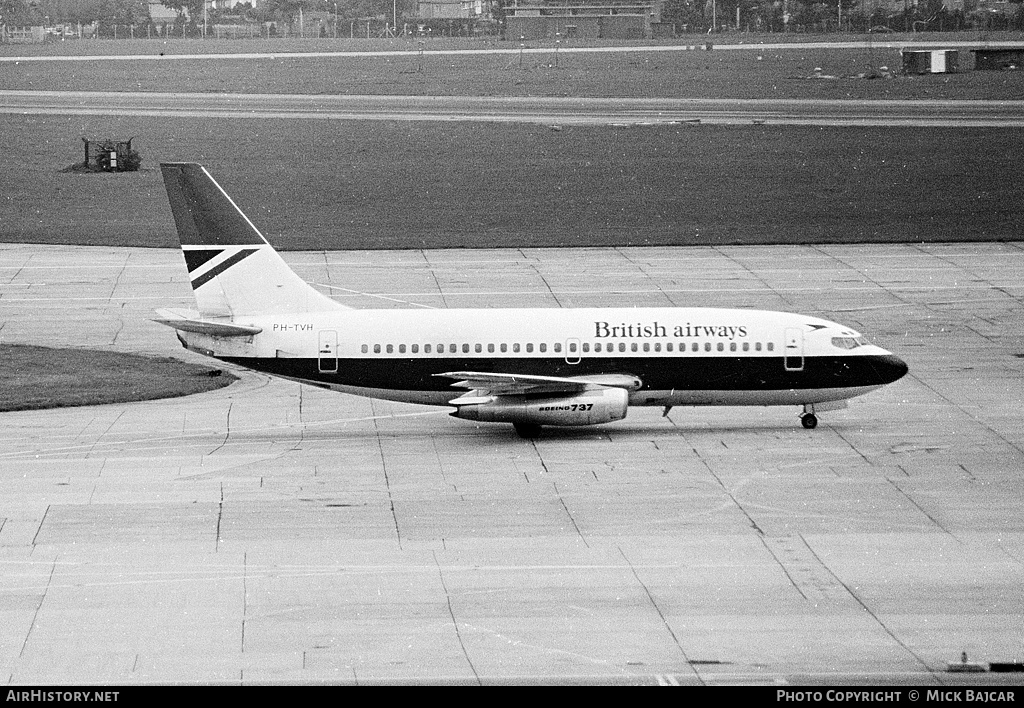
[{"xmin": 831, "ymin": 336, "xmax": 870, "ymax": 350}]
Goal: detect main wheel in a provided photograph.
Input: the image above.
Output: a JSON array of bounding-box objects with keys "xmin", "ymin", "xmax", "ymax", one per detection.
[
  {"xmin": 801, "ymin": 413, "xmax": 818, "ymax": 429},
  {"xmin": 513, "ymin": 423, "xmax": 542, "ymax": 439}
]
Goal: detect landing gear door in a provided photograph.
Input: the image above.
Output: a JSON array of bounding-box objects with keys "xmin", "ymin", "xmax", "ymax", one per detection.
[
  {"xmin": 784, "ymin": 327, "xmax": 804, "ymax": 372},
  {"xmin": 319, "ymin": 330, "xmax": 338, "ymax": 373}
]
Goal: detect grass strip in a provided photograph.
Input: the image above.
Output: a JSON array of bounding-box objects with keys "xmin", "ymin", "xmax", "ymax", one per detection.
[{"xmin": 0, "ymin": 344, "xmax": 236, "ymax": 412}]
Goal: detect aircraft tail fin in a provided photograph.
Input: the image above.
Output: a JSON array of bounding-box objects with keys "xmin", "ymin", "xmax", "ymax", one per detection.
[{"xmin": 160, "ymin": 162, "xmax": 348, "ymax": 317}]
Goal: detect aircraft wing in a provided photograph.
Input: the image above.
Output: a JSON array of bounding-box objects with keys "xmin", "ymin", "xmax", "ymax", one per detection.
[{"xmin": 433, "ymin": 371, "xmax": 641, "ymax": 396}]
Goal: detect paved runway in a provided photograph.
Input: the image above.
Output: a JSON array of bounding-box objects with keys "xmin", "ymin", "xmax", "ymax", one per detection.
[
  {"xmin": 3, "ymin": 90, "xmax": 1023, "ymax": 126},
  {"xmin": 0, "ymin": 241, "xmax": 1022, "ymax": 685}
]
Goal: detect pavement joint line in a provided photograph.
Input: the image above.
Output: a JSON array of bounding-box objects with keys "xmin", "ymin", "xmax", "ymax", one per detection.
[
  {"xmin": 372, "ymin": 403, "xmax": 403, "ymax": 551},
  {"xmin": 759, "ymin": 536, "xmax": 809, "ymax": 601},
  {"xmin": 801, "ymin": 534, "xmax": 936, "ymax": 676},
  {"xmin": 887, "ymin": 478, "xmax": 952, "ymax": 537},
  {"xmin": 18, "ymin": 559, "xmax": 55, "ymax": 660},
  {"xmin": 0, "ymin": 408, "xmax": 448, "ymax": 460},
  {"xmin": 553, "ymin": 482, "xmax": 589, "ymax": 548},
  {"xmin": 433, "ymin": 550, "xmax": 481, "ymax": 685},
  {"xmin": 909, "ymin": 374, "xmax": 1024, "ymax": 458},
  {"xmin": 618, "ymin": 545, "xmax": 704, "ymax": 684}
]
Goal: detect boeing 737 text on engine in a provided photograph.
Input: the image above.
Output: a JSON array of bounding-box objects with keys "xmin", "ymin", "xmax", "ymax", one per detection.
[{"xmin": 155, "ymin": 163, "xmax": 908, "ymax": 438}]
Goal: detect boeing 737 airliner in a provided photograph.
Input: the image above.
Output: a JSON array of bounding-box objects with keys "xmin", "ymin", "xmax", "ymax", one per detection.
[{"xmin": 156, "ymin": 163, "xmax": 908, "ymax": 437}]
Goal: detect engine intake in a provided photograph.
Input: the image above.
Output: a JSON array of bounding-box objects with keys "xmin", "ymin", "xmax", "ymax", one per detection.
[{"xmin": 451, "ymin": 387, "xmax": 629, "ymax": 427}]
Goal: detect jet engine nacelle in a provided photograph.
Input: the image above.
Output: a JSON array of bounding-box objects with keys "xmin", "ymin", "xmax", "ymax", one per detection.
[{"xmin": 451, "ymin": 387, "xmax": 629, "ymax": 427}]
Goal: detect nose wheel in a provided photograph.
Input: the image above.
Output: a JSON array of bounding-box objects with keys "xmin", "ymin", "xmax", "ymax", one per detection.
[{"xmin": 800, "ymin": 413, "xmax": 818, "ymax": 429}]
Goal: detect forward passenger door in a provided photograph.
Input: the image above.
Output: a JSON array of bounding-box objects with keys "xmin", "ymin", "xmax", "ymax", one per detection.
[{"xmin": 784, "ymin": 328, "xmax": 804, "ymax": 372}]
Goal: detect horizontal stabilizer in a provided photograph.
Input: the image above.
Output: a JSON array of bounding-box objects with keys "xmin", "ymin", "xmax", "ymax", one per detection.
[{"xmin": 153, "ymin": 309, "xmax": 262, "ymax": 337}]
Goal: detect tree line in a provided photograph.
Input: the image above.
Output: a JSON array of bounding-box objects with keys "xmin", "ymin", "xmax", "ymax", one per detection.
[
  {"xmin": 0, "ymin": 0, "xmax": 414, "ymax": 26},
  {"xmin": 660, "ymin": 0, "xmax": 1024, "ymax": 33},
  {"xmin": 2, "ymin": 0, "xmax": 1023, "ymax": 33}
]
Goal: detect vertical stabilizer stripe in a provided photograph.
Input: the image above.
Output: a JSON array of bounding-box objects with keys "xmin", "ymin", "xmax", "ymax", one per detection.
[
  {"xmin": 191, "ymin": 248, "xmax": 258, "ymax": 290},
  {"xmin": 184, "ymin": 249, "xmax": 224, "ymax": 274}
]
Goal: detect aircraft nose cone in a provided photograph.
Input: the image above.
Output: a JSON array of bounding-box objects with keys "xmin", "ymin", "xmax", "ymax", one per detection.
[{"xmin": 876, "ymin": 354, "xmax": 909, "ymax": 384}]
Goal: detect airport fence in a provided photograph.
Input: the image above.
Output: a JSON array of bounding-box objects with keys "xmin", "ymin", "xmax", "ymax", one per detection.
[{"xmin": 0, "ymin": 17, "xmax": 497, "ymax": 43}]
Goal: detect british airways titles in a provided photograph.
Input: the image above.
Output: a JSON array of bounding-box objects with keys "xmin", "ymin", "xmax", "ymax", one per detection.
[{"xmin": 594, "ymin": 321, "xmax": 749, "ymax": 341}]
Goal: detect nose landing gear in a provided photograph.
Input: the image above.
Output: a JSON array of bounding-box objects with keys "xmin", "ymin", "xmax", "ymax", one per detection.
[{"xmin": 799, "ymin": 400, "xmax": 847, "ymax": 429}]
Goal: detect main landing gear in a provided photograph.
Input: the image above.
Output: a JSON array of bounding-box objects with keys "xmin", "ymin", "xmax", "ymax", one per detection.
[{"xmin": 514, "ymin": 422, "xmax": 543, "ymax": 439}]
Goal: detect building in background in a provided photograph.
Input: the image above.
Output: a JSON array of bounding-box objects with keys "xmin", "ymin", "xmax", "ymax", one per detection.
[
  {"xmin": 418, "ymin": 0, "xmax": 491, "ymax": 18},
  {"xmin": 502, "ymin": 0, "xmax": 666, "ymax": 39}
]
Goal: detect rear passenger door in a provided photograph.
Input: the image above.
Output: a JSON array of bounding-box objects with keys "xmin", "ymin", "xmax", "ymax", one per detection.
[{"xmin": 319, "ymin": 330, "xmax": 338, "ymax": 373}]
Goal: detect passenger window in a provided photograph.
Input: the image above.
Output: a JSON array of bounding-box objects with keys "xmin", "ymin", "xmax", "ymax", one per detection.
[
  {"xmin": 767, "ymin": 342, "xmax": 774, "ymax": 351},
  {"xmin": 655, "ymin": 343, "xmax": 662, "ymax": 352},
  {"xmin": 539, "ymin": 343, "xmax": 547, "ymax": 353},
  {"xmin": 755, "ymin": 342, "xmax": 762, "ymax": 352},
  {"xmin": 666, "ymin": 343, "xmax": 673, "ymax": 352},
  {"xmin": 399, "ymin": 344, "xmax": 406, "ymax": 354},
  {"xmin": 513, "ymin": 343, "xmax": 520, "ymax": 353},
  {"xmin": 631, "ymin": 343, "xmax": 638, "ymax": 352},
  {"xmin": 488, "ymin": 343, "xmax": 494, "ymax": 353},
  {"xmin": 361, "ymin": 344, "xmax": 368, "ymax": 354},
  {"xmin": 704, "ymin": 342, "xmax": 711, "ymax": 352},
  {"xmin": 411, "ymin": 344, "xmax": 419, "ymax": 353},
  {"xmin": 500, "ymin": 343, "xmax": 507, "ymax": 353},
  {"xmin": 743, "ymin": 342, "xmax": 749, "ymax": 351},
  {"xmin": 569, "ymin": 342, "xmax": 577, "ymax": 352},
  {"xmin": 449, "ymin": 344, "xmax": 457, "ymax": 353},
  {"xmin": 594, "ymin": 343, "xmax": 602, "ymax": 353},
  {"xmin": 386, "ymin": 344, "xmax": 394, "ymax": 354},
  {"xmin": 730, "ymin": 343, "xmax": 736, "ymax": 352},
  {"xmin": 475, "ymin": 343, "xmax": 482, "ymax": 353},
  {"xmin": 555, "ymin": 343, "xmax": 563, "ymax": 353},
  {"xmin": 526, "ymin": 343, "xmax": 534, "ymax": 353},
  {"xmin": 582, "ymin": 343, "xmax": 589, "ymax": 353},
  {"xmin": 374, "ymin": 344, "xmax": 381, "ymax": 354},
  {"xmin": 462, "ymin": 343, "xmax": 470, "ymax": 353},
  {"xmin": 619, "ymin": 343, "xmax": 626, "ymax": 352}
]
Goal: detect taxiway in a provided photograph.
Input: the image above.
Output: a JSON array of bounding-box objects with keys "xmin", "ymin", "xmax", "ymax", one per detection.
[
  {"xmin": 0, "ymin": 241, "xmax": 1022, "ymax": 684},
  {"xmin": 2, "ymin": 90, "xmax": 1023, "ymax": 126}
]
